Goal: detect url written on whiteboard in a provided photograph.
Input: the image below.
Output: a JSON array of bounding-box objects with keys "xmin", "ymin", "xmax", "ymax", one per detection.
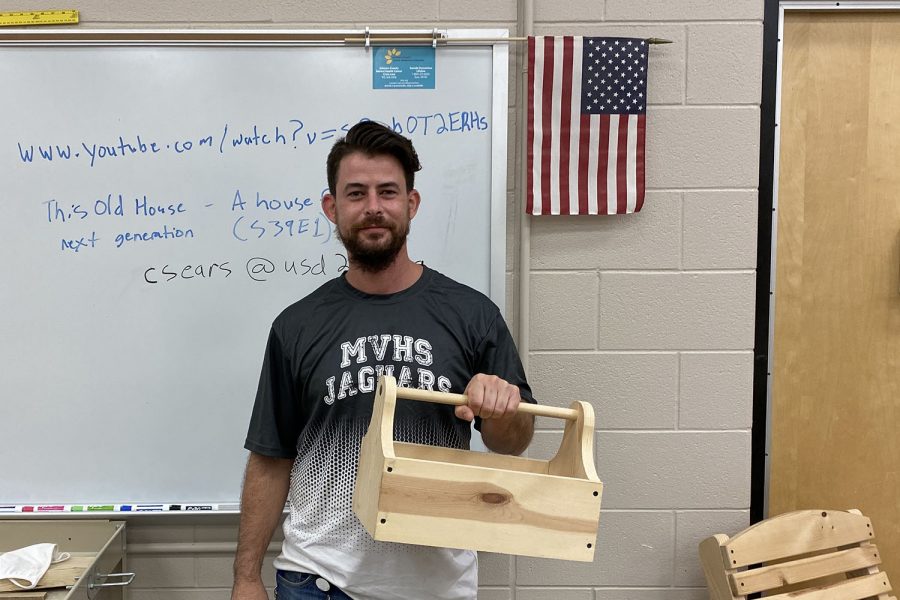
[{"xmin": 14, "ymin": 111, "xmax": 490, "ymax": 169}]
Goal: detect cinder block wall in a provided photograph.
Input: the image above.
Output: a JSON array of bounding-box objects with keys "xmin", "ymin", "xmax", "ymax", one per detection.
[{"xmin": 0, "ymin": 0, "xmax": 762, "ymax": 597}]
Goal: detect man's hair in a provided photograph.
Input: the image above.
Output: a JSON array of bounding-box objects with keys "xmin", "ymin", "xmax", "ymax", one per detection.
[{"xmin": 326, "ymin": 121, "xmax": 422, "ymax": 194}]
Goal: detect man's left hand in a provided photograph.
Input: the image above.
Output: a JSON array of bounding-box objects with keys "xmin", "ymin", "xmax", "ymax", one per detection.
[{"xmin": 455, "ymin": 373, "xmax": 521, "ymax": 422}]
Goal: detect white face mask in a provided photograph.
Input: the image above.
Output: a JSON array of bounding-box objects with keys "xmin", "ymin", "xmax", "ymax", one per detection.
[{"xmin": 0, "ymin": 543, "xmax": 71, "ymax": 590}]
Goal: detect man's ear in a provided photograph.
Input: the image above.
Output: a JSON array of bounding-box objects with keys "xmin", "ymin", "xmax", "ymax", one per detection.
[
  {"xmin": 322, "ymin": 193, "xmax": 337, "ymax": 224},
  {"xmin": 408, "ymin": 189, "xmax": 421, "ymax": 220}
]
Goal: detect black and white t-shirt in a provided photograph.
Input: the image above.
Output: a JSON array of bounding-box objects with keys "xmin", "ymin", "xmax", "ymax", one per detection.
[{"xmin": 245, "ymin": 266, "xmax": 534, "ymax": 600}]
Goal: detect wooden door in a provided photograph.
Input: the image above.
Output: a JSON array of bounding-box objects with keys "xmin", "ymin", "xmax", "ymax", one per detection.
[{"xmin": 770, "ymin": 10, "xmax": 900, "ymax": 580}]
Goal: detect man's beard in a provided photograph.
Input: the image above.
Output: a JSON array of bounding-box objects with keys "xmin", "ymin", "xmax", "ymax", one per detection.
[{"xmin": 336, "ymin": 214, "xmax": 410, "ymax": 273}]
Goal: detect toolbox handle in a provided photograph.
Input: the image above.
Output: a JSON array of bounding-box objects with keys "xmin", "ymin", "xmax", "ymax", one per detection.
[
  {"xmin": 395, "ymin": 386, "xmax": 579, "ymax": 421},
  {"xmin": 363, "ymin": 375, "xmax": 600, "ymax": 484}
]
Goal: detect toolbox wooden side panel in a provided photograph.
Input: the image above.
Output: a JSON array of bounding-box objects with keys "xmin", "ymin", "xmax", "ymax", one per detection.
[{"xmin": 371, "ymin": 456, "xmax": 602, "ymax": 560}]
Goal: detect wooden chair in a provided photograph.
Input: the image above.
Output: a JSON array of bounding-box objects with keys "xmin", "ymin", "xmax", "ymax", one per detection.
[{"xmin": 699, "ymin": 509, "xmax": 896, "ymax": 600}]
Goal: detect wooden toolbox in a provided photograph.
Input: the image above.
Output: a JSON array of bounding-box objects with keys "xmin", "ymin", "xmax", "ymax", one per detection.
[
  {"xmin": 0, "ymin": 520, "xmax": 130, "ymax": 600},
  {"xmin": 353, "ymin": 376, "xmax": 603, "ymax": 561}
]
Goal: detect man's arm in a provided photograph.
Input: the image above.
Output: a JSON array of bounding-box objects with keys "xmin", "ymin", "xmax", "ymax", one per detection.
[
  {"xmin": 231, "ymin": 452, "xmax": 294, "ymax": 600},
  {"xmin": 456, "ymin": 373, "xmax": 535, "ymax": 456},
  {"xmin": 479, "ymin": 409, "xmax": 534, "ymax": 456}
]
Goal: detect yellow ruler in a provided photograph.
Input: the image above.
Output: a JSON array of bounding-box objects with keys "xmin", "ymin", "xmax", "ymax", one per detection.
[{"xmin": 0, "ymin": 9, "xmax": 79, "ymax": 26}]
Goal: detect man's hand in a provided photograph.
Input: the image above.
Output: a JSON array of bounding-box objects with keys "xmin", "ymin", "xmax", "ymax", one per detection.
[
  {"xmin": 455, "ymin": 373, "xmax": 521, "ymax": 422},
  {"xmin": 231, "ymin": 577, "xmax": 269, "ymax": 600},
  {"xmin": 231, "ymin": 453, "xmax": 292, "ymax": 600},
  {"xmin": 457, "ymin": 374, "xmax": 535, "ymax": 456}
]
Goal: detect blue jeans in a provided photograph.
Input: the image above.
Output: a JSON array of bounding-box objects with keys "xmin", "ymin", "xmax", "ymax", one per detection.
[{"xmin": 275, "ymin": 570, "xmax": 353, "ymax": 600}]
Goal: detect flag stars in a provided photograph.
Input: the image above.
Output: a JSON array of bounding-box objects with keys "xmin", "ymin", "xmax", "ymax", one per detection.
[{"xmin": 577, "ymin": 37, "xmax": 648, "ymax": 115}]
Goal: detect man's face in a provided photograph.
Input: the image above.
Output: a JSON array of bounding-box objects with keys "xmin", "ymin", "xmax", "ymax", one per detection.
[{"xmin": 323, "ymin": 152, "xmax": 420, "ymax": 272}]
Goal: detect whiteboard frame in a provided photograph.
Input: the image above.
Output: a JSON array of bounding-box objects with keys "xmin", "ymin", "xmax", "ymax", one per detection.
[{"xmin": 0, "ymin": 28, "xmax": 509, "ymax": 516}]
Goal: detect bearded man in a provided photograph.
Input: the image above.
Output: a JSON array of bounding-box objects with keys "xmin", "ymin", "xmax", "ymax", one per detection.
[{"xmin": 232, "ymin": 121, "xmax": 535, "ymax": 600}]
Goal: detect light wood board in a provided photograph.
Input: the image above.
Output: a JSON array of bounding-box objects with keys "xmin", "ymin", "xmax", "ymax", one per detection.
[{"xmin": 770, "ymin": 10, "xmax": 900, "ymax": 584}]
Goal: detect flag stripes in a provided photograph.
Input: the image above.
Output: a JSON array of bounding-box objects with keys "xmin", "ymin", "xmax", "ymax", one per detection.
[{"xmin": 527, "ymin": 36, "xmax": 647, "ymax": 215}]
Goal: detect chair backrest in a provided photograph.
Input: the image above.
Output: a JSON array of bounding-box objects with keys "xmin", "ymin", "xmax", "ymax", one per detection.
[{"xmin": 699, "ymin": 509, "xmax": 896, "ymax": 600}]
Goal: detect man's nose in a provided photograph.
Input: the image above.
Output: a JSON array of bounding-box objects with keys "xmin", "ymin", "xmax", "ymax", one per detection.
[{"xmin": 363, "ymin": 190, "xmax": 383, "ymax": 214}]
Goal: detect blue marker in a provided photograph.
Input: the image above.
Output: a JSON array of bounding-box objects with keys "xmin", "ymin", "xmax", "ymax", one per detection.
[{"xmin": 117, "ymin": 505, "xmax": 133, "ymax": 512}]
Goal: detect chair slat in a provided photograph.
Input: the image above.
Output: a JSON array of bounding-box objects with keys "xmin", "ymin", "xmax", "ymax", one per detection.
[
  {"xmin": 730, "ymin": 545, "xmax": 882, "ymax": 595},
  {"xmin": 724, "ymin": 510, "xmax": 874, "ymax": 568},
  {"xmin": 764, "ymin": 571, "xmax": 890, "ymax": 600}
]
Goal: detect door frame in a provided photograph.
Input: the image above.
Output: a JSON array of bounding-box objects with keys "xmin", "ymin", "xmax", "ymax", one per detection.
[{"xmin": 754, "ymin": 0, "xmax": 900, "ymax": 522}]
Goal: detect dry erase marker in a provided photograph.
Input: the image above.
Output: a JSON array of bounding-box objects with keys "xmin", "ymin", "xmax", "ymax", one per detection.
[
  {"xmin": 183, "ymin": 504, "xmax": 215, "ymax": 511},
  {"xmin": 0, "ymin": 505, "xmax": 16, "ymax": 513},
  {"xmin": 20, "ymin": 506, "xmax": 35, "ymax": 512},
  {"xmin": 117, "ymin": 505, "xmax": 133, "ymax": 512},
  {"xmin": 36, "ymin": 505, "xmax": 66, "ymax": 512},
  {"xmin": 134, "ymin": 504, "xmax": 167, "ymax": 512},
  {"xmin": 86, "ymin": 504, "xmax": 115, "ymax": 511}
]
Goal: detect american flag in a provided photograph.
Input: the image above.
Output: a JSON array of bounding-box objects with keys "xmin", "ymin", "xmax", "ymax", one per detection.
[{"xmin": 527, "ymin": 36, "xmax": 648, "ymax": 215}]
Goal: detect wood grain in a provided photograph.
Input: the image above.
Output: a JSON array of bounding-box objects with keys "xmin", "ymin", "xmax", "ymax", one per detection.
[
  {"xmin": 770, "ymin": 10, "xmax": 900, "ymax": 583},
  {"xmin": 353, "ymin": 375, "xmax": 603, "ymax": 561}
]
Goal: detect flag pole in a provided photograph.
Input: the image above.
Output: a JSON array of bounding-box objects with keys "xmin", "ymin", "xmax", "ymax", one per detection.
[{"xmin": 345, "ymin": 35, "xmax": 674, "ymax": 45}]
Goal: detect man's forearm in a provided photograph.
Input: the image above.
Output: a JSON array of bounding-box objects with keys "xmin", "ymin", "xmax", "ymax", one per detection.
[
  {"xmin": 480, "ymin": 412, "xmax": 534, "ymax": 456},
  {"xmin": 233, "ymin": 453, "xmax": 293, "ymax": 583}
]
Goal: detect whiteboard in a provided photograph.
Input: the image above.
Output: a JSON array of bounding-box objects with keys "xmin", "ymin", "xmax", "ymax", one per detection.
[{"xmin": 0, "ymin": 30, "xmax": 508, "ymax": 507}]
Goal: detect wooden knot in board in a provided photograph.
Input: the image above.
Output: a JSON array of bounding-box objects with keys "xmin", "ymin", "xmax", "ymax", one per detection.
[{"xmin": 480, "ymin": 493, "xmax": 510, "ymax": 505}]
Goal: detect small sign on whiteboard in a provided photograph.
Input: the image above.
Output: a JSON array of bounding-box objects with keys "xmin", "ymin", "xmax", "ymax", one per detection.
[{"xmin": 373, "ymin": 46, "xmax": 436, "ymax": 89}]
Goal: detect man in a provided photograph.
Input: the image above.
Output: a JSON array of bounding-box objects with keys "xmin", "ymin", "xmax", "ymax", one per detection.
[{"xmin": 232, "ymin": 121, "xmax": 535, "ymax": 600}]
